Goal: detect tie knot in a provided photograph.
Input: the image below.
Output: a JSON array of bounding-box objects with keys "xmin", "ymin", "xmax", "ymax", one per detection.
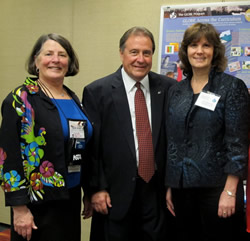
[{"xmin": 135, "ymin": 82, "xmax": 141, "ymax": 89}]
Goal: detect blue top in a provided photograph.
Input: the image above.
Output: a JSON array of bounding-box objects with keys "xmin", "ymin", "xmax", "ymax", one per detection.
[{"xmin": 52, "ymin": 98, "xmax": 93, "ymax": 188}]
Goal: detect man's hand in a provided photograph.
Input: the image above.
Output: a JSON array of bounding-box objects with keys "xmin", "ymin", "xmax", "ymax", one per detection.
[{"xmin": 91, "ymin": 190, "xmax": 112, "ymax": 215}]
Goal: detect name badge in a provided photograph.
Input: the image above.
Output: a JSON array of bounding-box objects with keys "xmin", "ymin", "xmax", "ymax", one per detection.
[
  {"xmin": 68, "ymin": 165, "xmax": 81, "ymax": 173},
  {"xmin": 195, "ymin": 91, "xmax": 221, "ymax": 111},
  {"xmin": 69, "ymin": 120, "xmax": 85, "ymax": 139}
]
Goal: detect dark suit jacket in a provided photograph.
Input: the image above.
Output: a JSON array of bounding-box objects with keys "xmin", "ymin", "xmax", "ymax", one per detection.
[
  {"xmin": 165, "ymin": 70, "xmax": 249, "ymax": 188},
  {"xmin": 82, "ymin": 67, "xmax": 175, "ymax": 220}
]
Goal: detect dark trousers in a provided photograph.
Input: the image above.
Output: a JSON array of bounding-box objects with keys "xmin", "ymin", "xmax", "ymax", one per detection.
[
  {"xmin": 10, "ymin": 186, "xmax": 82, "ymax": 241},
  {"xmin": 90, "ymin": 175, "xmax": 166, "ymax": 241},
  {"xmin": 171, "ymin": 184, "xmax": 246, "ymax": 241}
]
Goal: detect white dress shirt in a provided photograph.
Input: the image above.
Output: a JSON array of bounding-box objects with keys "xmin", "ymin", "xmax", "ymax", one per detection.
[{"xmin": 121, "ymin": 67, "xmax": 152, "ymax": 166}]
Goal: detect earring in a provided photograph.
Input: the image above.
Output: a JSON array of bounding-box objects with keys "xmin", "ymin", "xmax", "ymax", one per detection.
[{"xmin": 36, "ymin": 68, "xmax": 39, "ymax": 73}]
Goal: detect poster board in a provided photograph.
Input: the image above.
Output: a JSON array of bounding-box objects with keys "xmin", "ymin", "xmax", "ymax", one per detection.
[{"xmin": 158, "ymin": 2, "xmax": 250, "ymax": 87}]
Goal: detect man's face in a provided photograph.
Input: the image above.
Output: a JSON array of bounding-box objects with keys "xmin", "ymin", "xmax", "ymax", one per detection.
[{"xmin": 120, "ymin": 34, "xmax": 153, "ymax": 81}]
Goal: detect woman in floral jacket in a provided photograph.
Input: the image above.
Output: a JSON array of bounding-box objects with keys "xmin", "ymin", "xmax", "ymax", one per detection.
[{"xmin": 0, "ymin": 33, "xmax": 92, "ymax": 241}]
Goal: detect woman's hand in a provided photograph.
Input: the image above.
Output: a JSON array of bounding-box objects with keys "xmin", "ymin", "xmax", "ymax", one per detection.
[
  {"xmin": 218, "ymin": 190, "xmax": 236, "ymax": 218},
  {"xmin": 166, "ymin": 187, "xmax": 176, "ymax": 216},
  {"xmin": 218, "ymin": 175, "xmax": 238, "ymax": 218},
  {"xmin": 82, "ymin": 195, "xmax": 93, "ymax": 219},
  {"xmin": 12, "ymin": 205, "xmax": 38, "ymax": 241}
]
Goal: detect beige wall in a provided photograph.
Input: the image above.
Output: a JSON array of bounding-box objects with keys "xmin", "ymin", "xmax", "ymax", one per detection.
[
  {"xmin": 1, "ymin": 0, "xmax": 241, "ymax": 102},
  {"xmin": 0, "ymin": 0, "xmax": 244, "ymax": 240}
]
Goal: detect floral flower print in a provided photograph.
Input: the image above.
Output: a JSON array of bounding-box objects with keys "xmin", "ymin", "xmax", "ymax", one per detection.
[
  {"xmin": 0, "ymin": 148, "xmax": 6, "ymax": 165},
  {"xmin": 4, "ymin": 170, "xmax": 23, "ymax": 190},
  {"xmin": 24, "ymin": 78, "xmax": 39, "ymax": 94},
  {"xmin": 40, "ymin": 161, "xmax": 55, "ymax": 178},
  {"xmin": 2, "ymin": 182, "xmax": 11, "ymax": 192},
  {"xmin": 1, "ymin": 78, "xmax": 65, "ymax": 202},
  {"xmin": 24, "ymin": 142, "xmax": 44, "ymax": 166},
  {"xmin": 0, "ymin": 148, "xmax": 6, "ymax": 183},
  {"xmin": 30, "ymin": 173, "xmax": 43, "ymax": 191},
  {"xmin": 26, "ymin": 84, "xmax": 39, "ymax": 94}
]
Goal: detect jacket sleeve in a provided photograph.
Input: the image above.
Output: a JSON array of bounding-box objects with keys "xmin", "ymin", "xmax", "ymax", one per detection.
[
  {"xmin": 0, "ymin": 91, "xmax": 30, "ymax": 206},
  {"xmin": 223, "ymin": 78, "xmax": 249, "ymax": 179}
]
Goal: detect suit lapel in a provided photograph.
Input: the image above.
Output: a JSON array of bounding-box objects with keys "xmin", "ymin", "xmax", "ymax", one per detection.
[
  {"xmin": 149, "ymin": 73, "xmax": 164, "ymax": 150},
  {"xmin": 111, "ymin": 70, "xmax": 136, "ymax": 158}
]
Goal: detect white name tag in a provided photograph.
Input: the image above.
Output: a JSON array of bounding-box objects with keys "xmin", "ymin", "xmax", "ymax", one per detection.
[
  {"xmin": 69, "ymin": 120, "xmax": 85, "ymax": 139},
  {"xmin": 195, "ymin": 91, "xmax": 221, "ymax": 111}
]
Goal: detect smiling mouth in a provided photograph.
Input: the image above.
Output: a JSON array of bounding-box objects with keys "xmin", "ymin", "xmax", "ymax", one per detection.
[
  {"xmin": 194, "ymin": 59, "xmax": 206, "ymax": 63},
  {"xmin": 133, "ymin": 65, "xmax": 147, "ymax": 69},
  {"xmin": 194, "ymin": 56, "xmax": 205, "ymax": 60},
  {"xmin": 48, "ymin": 67, "xmax": 62, "ymax": 70}
]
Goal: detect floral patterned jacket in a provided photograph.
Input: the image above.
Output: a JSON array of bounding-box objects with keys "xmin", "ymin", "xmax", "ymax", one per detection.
[
  {"xmin": 165, "ymin": 70, "xmax": 249, "ymax": 188},
  {"xmin": 0, "ymin": 77, "xmax": 90, "ymax": 206}
]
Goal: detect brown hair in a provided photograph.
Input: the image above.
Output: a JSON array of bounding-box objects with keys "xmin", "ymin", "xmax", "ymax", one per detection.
[
  {"xmin": 178, "ymin": 23, "xmax": 227, "ymax": 77},
  {"xmin": 26, "ymin": 33, "xmax": 79, "ymax": 77}
]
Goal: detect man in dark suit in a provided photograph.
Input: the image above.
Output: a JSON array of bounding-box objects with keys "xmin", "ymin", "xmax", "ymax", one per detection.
[{"xmin": 82, "ymin": 26, "xmax": 175, "ymax": 241}]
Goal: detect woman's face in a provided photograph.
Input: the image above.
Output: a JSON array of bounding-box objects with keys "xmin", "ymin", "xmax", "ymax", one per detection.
[
  {"xmin": 35, "ymin": 39, "xmax": 69, "ymax": 82},
  {"xmin": 187, "ymin": 36, "xmax": 214, "ymax": 72}
]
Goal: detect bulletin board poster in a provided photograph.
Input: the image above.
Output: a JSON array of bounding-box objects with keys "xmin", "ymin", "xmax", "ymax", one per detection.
[{"xmin": 158, "ymin": 2, "xmax": 250, "ymax": 87}]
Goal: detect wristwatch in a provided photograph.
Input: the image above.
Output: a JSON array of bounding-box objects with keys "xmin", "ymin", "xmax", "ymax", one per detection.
[{"xmin": 224, "ymin": 189, "xmax": 236, "ymax": 197}]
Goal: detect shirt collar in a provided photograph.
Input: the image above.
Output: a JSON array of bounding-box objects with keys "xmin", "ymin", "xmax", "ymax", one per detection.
[{"xmin": 121, "ymin": 67, "xmax": 150, "ymax": 93}]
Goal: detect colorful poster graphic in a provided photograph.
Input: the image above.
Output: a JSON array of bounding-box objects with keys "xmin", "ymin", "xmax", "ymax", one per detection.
[{"xmin": 158, "ymin": 2, "xmax": 250, "ymax": 87}]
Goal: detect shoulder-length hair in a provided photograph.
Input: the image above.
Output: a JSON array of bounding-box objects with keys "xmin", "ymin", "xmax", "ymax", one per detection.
[
  {"xmin": 178, "ymin": 23, "xmax": 227, "ymax": 77},
  {"xmin": 26, "ymin": 33, "xmax": 79, "ymax": 77}
]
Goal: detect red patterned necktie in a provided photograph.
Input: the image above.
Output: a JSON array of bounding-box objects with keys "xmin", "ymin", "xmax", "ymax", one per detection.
[{"xmin": 134, "ymin": 82, "xmax": 155, "ymax": 183}]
